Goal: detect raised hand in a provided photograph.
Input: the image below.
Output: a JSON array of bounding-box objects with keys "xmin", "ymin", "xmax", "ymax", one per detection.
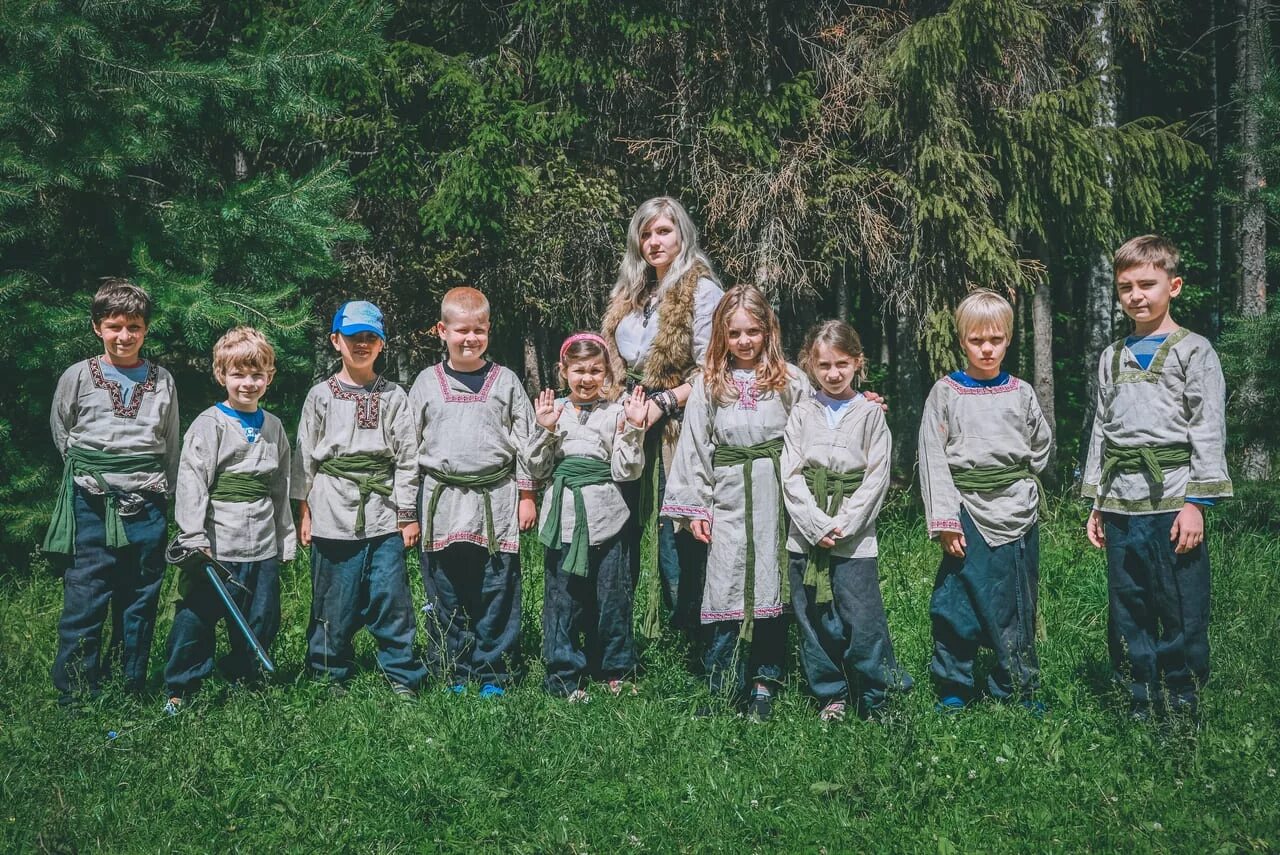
[
  {"xmin": 534, "ymin": 388, "xmax": 563, "ymax": 431},
  {"xmin": 623, "ymin": 385, "xmax": 649, "ymax": 429}
]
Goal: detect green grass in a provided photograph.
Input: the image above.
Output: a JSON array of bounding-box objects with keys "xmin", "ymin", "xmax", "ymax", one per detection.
[{"xmin": 2, "ymin": 499, "xmax": 1278, "ymax": 853}]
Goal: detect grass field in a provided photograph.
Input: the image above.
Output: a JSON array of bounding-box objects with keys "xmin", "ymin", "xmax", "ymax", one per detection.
[{"xmin": 2, "ymin": 498, "xmax": 1278, "ymax": 853}]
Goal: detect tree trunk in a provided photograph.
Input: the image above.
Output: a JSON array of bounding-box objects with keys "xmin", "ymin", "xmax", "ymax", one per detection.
[
  {"xmin": 1209, "ymin": 0, "xmax": 1224, "ymax": 336},
  {"xmin": 835, "ymin": 259, "xmax": 850, "ymax": 321},
  {"xmin": 523, "ymin": 329, "xmax": 543, "ymax": 397},
  {"xmin": 891, "ymin": 309, "xmax": 924, "ymax": 477},
  {"xmin": 1237, "ymin": 0, "xmax": 1271, "ymax": 479},
  {"xmin": 1032, "ymin": 277, "xmax": 1057, "ymax": 473}
]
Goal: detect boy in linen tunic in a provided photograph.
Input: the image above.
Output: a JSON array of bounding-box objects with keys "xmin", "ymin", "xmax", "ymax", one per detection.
[
  {"xmin": 293, "ymin": 301, "xmax": 425, "ymax": 693},
  {"xmin": 918, "ymin": 292, "xmax": 1053, "ymax": 709},
  {"xmin": 661, "ymin": 365, "xmax": 810, "ymax": 697},
  {"xmin": 47, "ymin": 280, "xmax": 180, "ymax": 703},
  {"xmin": 409, "ymin": 287, "xmax": 538, "ymax": 692},
  {"xmin": 1082, "ymin": 235, "xmax": 1231, "ymax": 718},
  {"xmin": 782, "ymin": 385, "xmax": 912, "ymax": 717},
  {"xmin": 163, "ymin": 328, "xmax": 295, "ymax": 706}
]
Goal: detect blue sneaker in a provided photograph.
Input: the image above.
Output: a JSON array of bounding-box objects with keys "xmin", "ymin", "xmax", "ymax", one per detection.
[
  {"xmin": 934, "ymin": 695, "xmax": 966, "ymax": 715},
  {"xmin": 479, "ymin": 684, "xmax": 505, "ymax": 699}
]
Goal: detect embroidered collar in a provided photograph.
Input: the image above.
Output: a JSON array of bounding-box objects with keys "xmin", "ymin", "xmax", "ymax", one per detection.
[
  {"xmin": 434, "ymin": 361, "xmax": 500, "ymax": 403},
  {"xmin": 88, "ymin": 356, "xmax": 159, "ymax": 419},
  {"xmin": 327, "ymin": 374, "xmax": 388, "ymax": 430},
  {"xmin": 1113, "ymin": 327, "xmax": 1188, "ymax": 379},
  {"xmin": 942, "ymin": 373, "xmax": 1021, "ymax": 395}
]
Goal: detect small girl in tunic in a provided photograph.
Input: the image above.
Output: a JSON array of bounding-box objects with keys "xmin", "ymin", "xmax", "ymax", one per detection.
[
  {"xmin": 661, "ymin": 285, "xmax": 809, "ymax": 720},
  {"xmin": 782, "ymin": 321, "xmax": 912, "ymax": 721},
  {"xmin": 527, "ymin": 334, "xmax": 649, "ymax": 701}
]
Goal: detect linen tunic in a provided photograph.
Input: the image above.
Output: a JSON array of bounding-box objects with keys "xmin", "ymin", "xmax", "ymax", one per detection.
[
  {"xmin": 661, "ymin": 366, "xmax": 810, "ymax": 622},
  {"xmin": 613, "ymin": 277, "xmax": 723, "ymax": 373},
  {"xmin": 50, "ymin": 357, "xmax": 180, "ymax": 495},
  {"xmin": 526, "ymin": 400, "xmax": 645, "ymax": 546},
  {"xmin": 781, "ymin": 394, "xmax": 890, "ymax": 559},
  {"xmin": 1082, "ymin": 328, "xmax": 1232, "ymax": 514},
  {"xmin": 291, "ymin": 376, "xmax": 419, "ymax": 540},
  {"xmin": 408, "ymin": 363, "xmax": 537, "ymax": 554},
  {"xmin": 918, "ymin": 374, "xmax": 1053, "ymax": 547},
  {"xmin": 174, "ymin": 406, "xmax": 296, "ymax": 562}
]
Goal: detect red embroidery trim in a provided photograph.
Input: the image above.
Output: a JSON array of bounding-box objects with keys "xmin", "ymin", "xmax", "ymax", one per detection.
[
  {"xmin": 660, "ymin": 503, "xmax": 712, "ymax": 522},
  {"xmin": 424, "ymin": 531, "xmax": 520, "ymax": 553},
  {"xmin": 434, "ymin": 362, "xmax": 500, "ymax": 403},
  {"xmin": 732, "ymin": 377, "xmax": 760, "ymax": 410},
  {"xmin": 930, "ymin": 519, "xmax": 963, "ymax": 531},
  {"xmin": 327, "ymin": 375, "xmax": 387, "ymax": 430},
  {"xmin": 88, "ymin": 357, "xmax": 159, "ymax": 419},
  {"xmin": 942, "ymin": 376, "xmax": 1021, "ymax": 396}
]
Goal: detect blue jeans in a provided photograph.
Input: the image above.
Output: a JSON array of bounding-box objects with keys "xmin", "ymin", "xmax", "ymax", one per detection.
[
  {"xmin": 789, "ymin": 552, "xmax": 912, "ymax": 711},
  {"xmin": 52, "ymin": 488, "xmax": 167, "ymax": 701},
  {"xmin": 542, "ymin": 532, "xmax": 636, "ymax": 695},
  {"xmin": 163, "ymin": 558, "xmax": 280, "ymax": 696},
  {"xmin": 420, "ymin": 543, "xmax": 522, "ymax": 687},
  {"xmin": 930, "ymin": 509, "xmax": 1040, "ymax": 701},
  {"xmin": 1103, "ymin": 511, "xmax": 1210, "ymax": 708},
  {"xmin": 307, "ymin": 534, "xmax": 425, "ymax": 688},
  {"xmin": 702, "ymin": 618, "xmax": 786, "ymax": 697}
]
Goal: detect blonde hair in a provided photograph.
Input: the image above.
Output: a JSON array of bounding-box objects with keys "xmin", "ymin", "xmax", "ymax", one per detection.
[
  {"xmin": 609, "ymin": 196, "xmax": 720, "ymax": 313},
  {"xmin": 954, "ymin": 290, "xmax": 1013, "ymax": 341},
  {"xmin": 213, "ymin": 326, "xmax": 276, "ymax": 383},
  {"xmin": 704, "ymin": 285, "xmax": 788, "ymax": 404},
  {"xmin": 1114, "ymin": 234, "xmax": 1180, "ymax": 278},
  {"xmin": 440, "ymin": 286, "xmax": 490, "ymax": 323},
  {"xmin": 799, "ymin": 320, "xmax": 867, "ymax": 387}
]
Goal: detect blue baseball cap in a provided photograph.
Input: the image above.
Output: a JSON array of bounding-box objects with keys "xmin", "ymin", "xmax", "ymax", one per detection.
[{"xmin": 332, "ymin": 301, "xmax": 385, "ymax": 340}]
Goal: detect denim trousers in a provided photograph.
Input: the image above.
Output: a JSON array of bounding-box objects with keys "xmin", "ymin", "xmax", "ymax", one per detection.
[
  {"xmin": 307, "ymin": 533, "xmax": 426, "ymax": 688},
  {"xmin": 929, "ymin": 509, "xmax": 1040, "ymax": 701},
  {"xmin": 164, "ymin": 557, "xmax": 280, "ymax": 696},
  {"xmin": 789, "ymin": 552, "xmax": 912, "ymax": 711},
  {"xmin": 702, "ymin": 617, "xmax": 786, "ymax": 697},
  {"xmin": 52, "ymin": 488, "xmax": 167, "ymax": 700},
  {"xmin": 1103, "ymin": 510, "xmax": 1210, "ymax": 707},
  {"xmin": 542, "ymin": 532, "xmax": 636, "ymax": 695},
  {"xmin": 420, "ymin": 543, "xmax": 522, "ymax": 687}
]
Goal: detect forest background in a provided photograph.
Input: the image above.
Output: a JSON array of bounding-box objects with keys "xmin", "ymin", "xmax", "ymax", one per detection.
[{"xmin": 1, "ymin": 0, "xmax": 1277, "ymax": 558}]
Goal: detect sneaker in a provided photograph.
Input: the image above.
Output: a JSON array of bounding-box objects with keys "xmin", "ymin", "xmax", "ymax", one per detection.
[
  {"xmin": 567, "ymin": 689, "xmax": 591, "ymax": 704},
  {"xmin": 747, "ymin": 686, "xmax": 774, "ymax": 722},
  {"xmin": 934, "ymin": 695, "xmax": 966, "ymax": 715},
  {"xmin": 479, "ymin": 683, "xmax": 505, "ymax": 699},
  {"xmin": 607, "ymin": 679, "xmax": 638, "ymax": 697},
  {"xmin": 163, "ymin": 696, "xmax": 183, "ymax": 716},
  {"xmin": 819, "ymin": 700, "xmax": 847, "ymax": 722},
  {"xmin": 391, "ymin": 683, "xmax": 416, "ymax": 702}
]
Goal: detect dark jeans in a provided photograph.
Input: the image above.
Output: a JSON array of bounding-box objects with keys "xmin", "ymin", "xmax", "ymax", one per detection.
[
  {"xmin": 52, "ymin": 488, "xmax": 167, "ymax": 700},
  {"xmin": 164, "ymin": 558, "xmax": 280, "ymax": 696},
  {"xmin": 702, "ymin": 618, "xmax": 786, "ymax": 697},
  {"xmin": 930, "ymin": 509, "xmax": 1040, "ymax": 701},
  {"xmin": 420, "ymin": 543, "xmax": 522, "ymax": 687},
  {"xmin": 789, "ymin": 552, "xmax": 912, "ymax": 711},
  {"xmin": 307, "ymin": 533, "xmax": 425, "ymax": 688},
  {"xmin": 542, "ymin": 532, "xmax": 636, "ymax": 695},
  {"xmin": 1103, "ymin": 511, "xmax": 1210, "ymax": 708}
]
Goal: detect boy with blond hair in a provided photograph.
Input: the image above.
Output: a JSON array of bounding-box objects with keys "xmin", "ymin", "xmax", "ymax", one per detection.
[
  {"xmin": 161, "ymin": 327, "xmax": 295, "ymax": 712},
  {"xmin": 46, "ymin": 279, "xmax": 180, "ymax": 704},
  {"xmin": 1083, "ymin": 235, "xmax": 1231, "ymax": 720},
  {"xmin": 293, "ymin": 301, "xmax": 426, "ymax": 696},
  {"xmin": 918, "ymin": 290, "xmax": 1053, "ymax": 713},
  {"xmin": 409, "ymin": 286, "xmax": 539, "ymax": 696}
]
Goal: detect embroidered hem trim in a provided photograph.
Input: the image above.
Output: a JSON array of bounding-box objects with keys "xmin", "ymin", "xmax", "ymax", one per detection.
[
  {"xmin": 423, "ymin": 531, "xmax": 520, "ymax": 553},
  {"xmin": 701, "ymin": 605, "xmax": 786, "ymax": 622},
  {"xmin": 396, "ymin": 508, "xmax": 417, "ymax": 522},
  {"xmin": 929, "ymin": 519, "xmax": 963, "ymax": 532},
  {"xmin": 660, "ymin": 503, "xmax": 712, "ymax": 522}
]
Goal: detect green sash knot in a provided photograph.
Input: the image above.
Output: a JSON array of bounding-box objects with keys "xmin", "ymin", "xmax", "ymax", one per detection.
[
  {"xmin": 424, "ymin": 466, "xmax": 513, "ymax": 554},
  {"xmin": 319, "ymin": 453, "xmax": 394, "ymax": 534},
  {"xmin": 950, "ymin": 462, "xmax": 1048, "ymax": 518},
  {"xmin": 42, "ymin": 447, "xmax": 165, "ymax": 556},
  {"xmin": 209, "ymin": 471, "xmax": 271, "ymax": 503},
  {"xmin": 1100, "ymin": 441, "xmax": 1192, "ymax": 488},
  {"xmin": 802, "ymin": 466, "xmax": 866, "ymax": 605},
  {"xmin": 538, "ymin": 456, "xmax": 614, "ymax": 576},
  {"xmin": 711, "ymin": 437, "xmax": 786, "ymax": 642}
]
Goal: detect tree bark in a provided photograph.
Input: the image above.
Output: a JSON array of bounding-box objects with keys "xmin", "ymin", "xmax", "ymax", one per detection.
[
  {"xmin": 1032, "ymin": 277, "xmax": 1057, "ymax": 472},
  {"xmin": 523, "ymin": 329, "xmax": 544, "ymax": 397},
  {"xmin": 891, "ymin": 309, "xmax": 924, "ymax": 477}
]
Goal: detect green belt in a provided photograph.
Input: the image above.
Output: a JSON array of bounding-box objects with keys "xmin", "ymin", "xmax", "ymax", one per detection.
[
  {"xmin": 1100, "ymin": 441, "xmax": 1192, "ymax": 487},
  {"xmin": 802, "ymin": 466, "xmax": 866, "ymax": 605},
  {"xmin": 638, "ymin": 424, "xmax": 665, "ymax": 640},
  {"xmin": 711, "ymin": 437, "xmax": 786, "ymax": 642},
  {"xmin": 42, "ymin": 447, "xmax": 165, "ymax": 557},
  {"xmin": 424, "ymin": 465, "xmax": 513, "ymax": 554},
  {"xmin": 538, "ymin": 456, "xmax": 614, "ymax": 576},
  {"xmin": 209, "ymin": 471, "xmax": 271, "ymax": 503},
  {"xmin": 950, "ymin": 462, "xmax": 1048, "ymax": 518},
  {"xmin": 319, "ymin": 453, "xmax": 394, "ymax": 534}
]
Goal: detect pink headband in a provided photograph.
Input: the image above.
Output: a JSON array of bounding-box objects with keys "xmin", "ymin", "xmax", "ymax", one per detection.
[{"xmin": 560, "ymin": 333, "xmax": 609, "ymax": 362}]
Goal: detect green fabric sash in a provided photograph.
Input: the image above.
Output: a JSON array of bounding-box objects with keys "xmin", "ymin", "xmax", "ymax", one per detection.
[
  {"xmin": 424, "ymin": 466, "xmax": 513, "ymax": 554},
  {"xmin": 802, "ymin": 466, "xmax": 866, "ymax": 605},
  {"xmin": 208, "ymin": 472, "xmax": 271, "ymax": 503},
  {"xmin": 42, "ymin": 447, "xmax": 165, "ymax": 557},
  {"xmin": 318, "ymin": 453, "xmax": 394, "ymax": 534},
  {"xmin": 1100, "ymin": 441, "xmax": 1192, "ymax": 487},
  {"xmin": 950, "ymin": 462, "xmax": 1048, "ymax": 518},
  {"xmin": 638, "ymin": 425, "xmax": 664, "ymax": 640},
  {"xmin": 538, "ymin": 456, "xmax": 614, "ymax": 576},
  {"xmin": 711, "ymin": 437, "xmax": 786, "ymax": 642}
]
